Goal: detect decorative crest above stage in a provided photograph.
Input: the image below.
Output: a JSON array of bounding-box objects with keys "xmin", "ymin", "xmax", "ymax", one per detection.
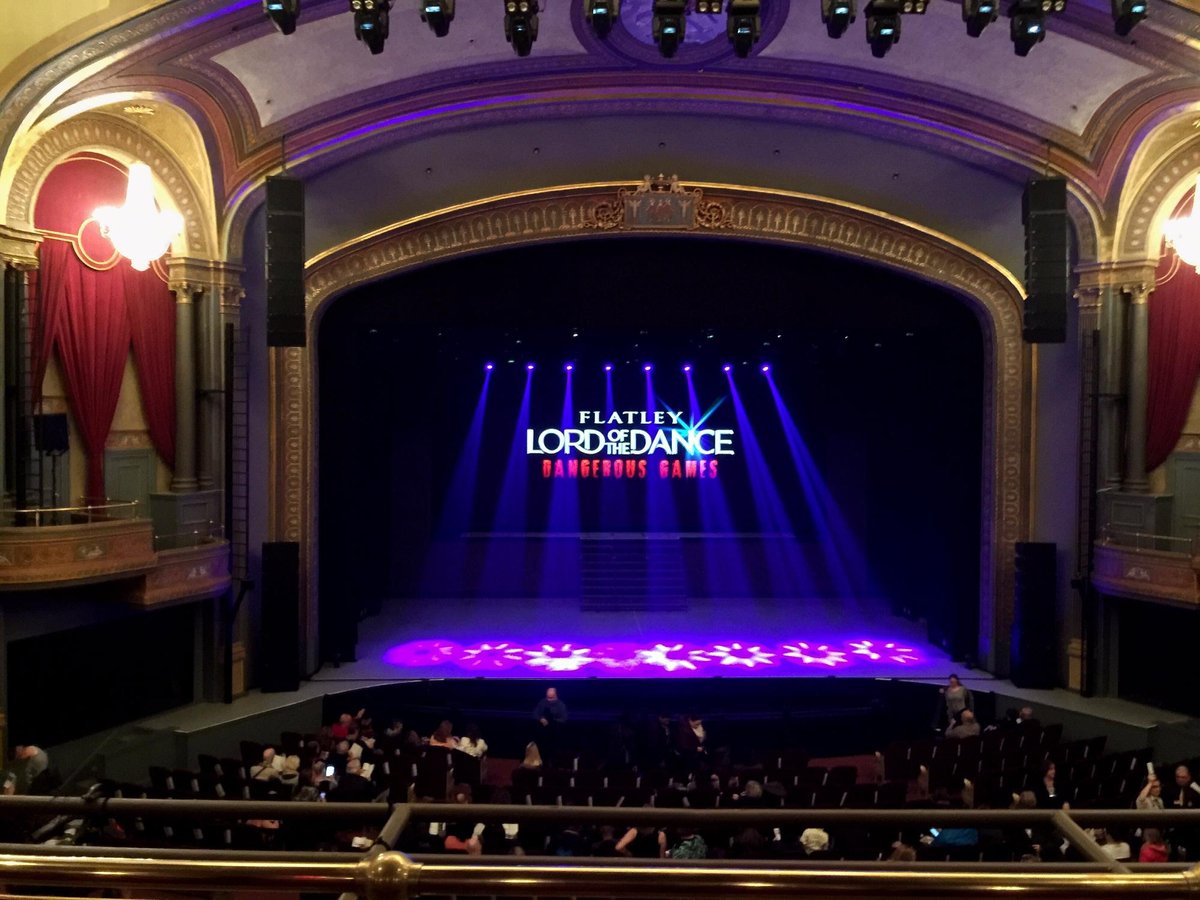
[{"xmin": 590, "ymin": 175, "xmax": 729, "ymax": 230}]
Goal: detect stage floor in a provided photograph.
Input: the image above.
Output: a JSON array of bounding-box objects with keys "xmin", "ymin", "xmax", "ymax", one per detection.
[{"xmin": 313, "ymin": 595, "xmax": 968, "ymax": 681}]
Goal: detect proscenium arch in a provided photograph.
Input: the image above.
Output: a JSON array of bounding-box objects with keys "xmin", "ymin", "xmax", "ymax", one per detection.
[{"xmin": 273, "ymin": 183, "xmax": 1029, "ymax": 674}]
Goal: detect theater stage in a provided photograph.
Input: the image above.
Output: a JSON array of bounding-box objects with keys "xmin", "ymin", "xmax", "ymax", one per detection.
[{"xmin": 310, "ymin": 594, "xmax": 966, "ymax": 682}]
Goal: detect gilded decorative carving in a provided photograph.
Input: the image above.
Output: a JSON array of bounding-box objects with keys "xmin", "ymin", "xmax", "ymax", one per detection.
[
  {"xmin": 295, "ymin": 183, "xmax": 1028, "ymax": 671},
  {"xmin": 6, "ymin": 113, "xmax": 211, "ymax": 258},
  {"xmin": 106, "ymin": 430, "xmax": 153, "ymax": 450},
  {"xmin": 0, "ymin": 224, "xmax": 41, "ymax": 267},
  {"xmin": 1118, "ymin": 143, "xmax": 1200, "ymax": 259},
  {"xmin": 139, "ymin": 541, "xmax": 232, "ymax": 607},
  {"xmin": 0, "ymin": 519, "xmax": 156, "ymax": 588},
  {"xmin": 1093, "ymin": 542, "xmax": 1199, "ymax": 607}
]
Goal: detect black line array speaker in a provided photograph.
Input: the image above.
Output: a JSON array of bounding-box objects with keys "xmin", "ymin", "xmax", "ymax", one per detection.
[
  {"xmin": 1010, "ymin": 541, "xmax": 1058, "ymax": 689},
  {"xmin": 265, "ymin": 174, "xmax": 306, "ymax": 348},
  {"xmin": 260, "ymin": 541, "xmax": 301, "ymax": 692},
  {"xmin": 1022, "ymin": 178, "xmax": 1070, "ymax": 344}
]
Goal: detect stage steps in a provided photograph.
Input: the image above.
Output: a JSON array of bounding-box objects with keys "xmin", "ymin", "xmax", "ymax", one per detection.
[{"xmin": 580, "ymin": 536, "xmax": 687, "ymax": 611}]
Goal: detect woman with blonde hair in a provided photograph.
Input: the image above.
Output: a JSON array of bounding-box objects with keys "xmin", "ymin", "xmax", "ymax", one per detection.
[{"xmin": 521, "ymin": 742, "xmax": 543, "ymax": 769}]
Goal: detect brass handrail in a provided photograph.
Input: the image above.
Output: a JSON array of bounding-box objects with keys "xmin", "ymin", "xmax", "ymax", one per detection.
[{"xmin": 0, "ymin": 850, "xmax": 1196, "ymax": 899}]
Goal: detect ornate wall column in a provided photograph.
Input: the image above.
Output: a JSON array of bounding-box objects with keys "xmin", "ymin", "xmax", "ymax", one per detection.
[
  {"xmin": 1123, "ymin": 282, "xmax": 1152, "ymax": 493},
  {"xmin": 1099, "ymin": 284, "xmax": 1124, "ymax": 489},
  {"xmin": 0, "ymin": 227, "xmax": 41, "ymax": 512},
  {"xmin": 167, "ymin": 275, "xmax": 199, "ymax": 494}
]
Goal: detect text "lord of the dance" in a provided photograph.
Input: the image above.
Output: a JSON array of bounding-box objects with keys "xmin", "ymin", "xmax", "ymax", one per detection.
[{"xmin": 526, "ymin": 409, "xmax": 736, "ymax": 457}]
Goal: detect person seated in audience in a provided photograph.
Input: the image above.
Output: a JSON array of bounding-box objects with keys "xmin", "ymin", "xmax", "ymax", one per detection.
[
  {"xmin": 442, "ymin": 784, "xmax": 482, "ymax": 854},
  {"xmin": 888, "ymin": 841, "xmax": 917, "ymax": 862},
  {"xmin": 520, "ymin": 742, "xmax": 543, "ymax": 769},
  {"xmin": 1137, "ymin": 774, "xmax": 1165, "ymax": 810},
  {"xmin": 457, "ymin": 723, "xmax": 487, "ymax": 758},
  {"xmin": 383, "ymin": 718, "xmax": 420, "ymax": 751},
  {"xmin": 800, "ymin": 828, "xmax": 831, "ymax": 858},
  {"xmin": 1139, "ymin": 828, "xmax": 1169, "ymax": 863},
  {"xmin": 250, "ymin": 747, "xmax": 283, "ymax": 780},
  {"xmin": 668, "ymin": 825, "xmax": 708, "ymax": 859},
  {"xmin": 939, "ymin": 674, "xmax": 973, "ymax": 731},
  {"xmin": 328, "ymin": 757, "xmax": 377, "ymax": 803},
  {"xmin": 429, "ymin": 720, "xmax": 457, "ymax": 749},
  {"xmin": 946, "ymin": 710, "xmax": 981, "ymax": 740},
  {"xmin": 534, "ymin": 687, "xmax": 568, "ymax": 726},
  {"xmin": 730, "ymin": 827, "xmax": 768, "ymax": 859},
  {"xmin": 12, "ymin": 745, "xmax": 49, "ymax": 795},
  {"xmin": 1033, "ymin": 760, "xmax": 1068, "ymax": 809},
  {"xmin": 328, "ymin": 740, "xmax": 352, "ymax": 775},
  {"xmin": 1161, "ymin": 765, "xmax": 1199, "ymax": 809},
  {"xmin": 591, "ymin": 824, "xmax": 622, "ymax": 857},
  {"xmin": 1091, "ymin": 828, "xmax": 1131, "ymax": 861},
  {"xmin": 642, "ymin": 713, "xmax": 677, "ymax": 770},
  {"xmin": 676, "ymin": 714, "xmax": 708, "ymax": 764},
  {"xmin": 331, "ymin": 709, "xmax": 365, "ymax": 741},
  {"xmin": 616, "ymin": 815, "xmax": 667, "ymax": 858}
]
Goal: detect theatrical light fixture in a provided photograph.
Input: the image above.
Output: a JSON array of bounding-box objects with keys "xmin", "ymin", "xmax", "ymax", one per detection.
[
  {"xmin": 761, "ymin": 364, "xmax": 770, "ymax": 373},
  {"xmin": 821, "ymin": 0, "xmax": 856, "ymax": 38},
  {"xmin": 420, "ymin": 0, "xmax": 454, "ymax": 36},
  {"xmin": 696, "ymin": 0, "xmax": 724, "ymax": 11},
  {"xmin": 1008, "ymin": 0, "xmax": 1045, "ymax": 55},
  {"xmin": 962, "ymin": 0, "xmax": 997, "ymax": 36},
  {"xmin": 93, "ymin": 163, "xmax": 183, "ymax": 272},
  {"xmin": 644, "ymin": 364, "xmax": 653, "ymax": 372},
  {"xmin": 485, "ymin": 362, "xmax": 495, "ymax": 370},
  {"xmin": 652, "ymin": 0, "xmax": 686, "ymax": 58},
  {"xmin": 585, "ymin": 0, "xmax": 620, "ymax": 36},
  {"xmin": 723, "ymin": 364, "xmax": 733, "ymax": 372},
  {"xmin": 504, "ymin": 0, "xmax": 540, "ymax": 56},
  {"xmin": 1112, "ymin": 0, "xmax": 1146, "ymax": 33},
  {"xmin": 1165, "ymin": 176, "xmax": 1200, "ymax": 270},
  {"xmin": 865, "ymin": 0, "xmax": 902, "ymax": 57},
  {"xmin": 604, "ymin": 363, "xmax": 614, "ymax": 371},
  {"xmin": 526, "ymin": 363, "xmax": 535, "ymax": 371},
  {"xmin": 726, "ymin": 0, "xmax": 761, "ymax": 56},
  {"xmin": 565, "ymin": 363, "xmax": 575, "ymax": 372},
  {"xmin": 263, "ymin": 0, "xmax": 300, "ymax": 33},
  {"xmin": 683, "ymin": 364, "xmax": 693, "ymax": 373},
  {"xmin": 349, "ymin": 0, "xmax": 391, "ymax": 54}
]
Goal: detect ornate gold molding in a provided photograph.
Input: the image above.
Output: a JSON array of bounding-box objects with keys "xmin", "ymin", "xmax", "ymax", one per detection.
[
  {"xmin": 287, "ymin": 182, "xmax": 1029, "ymax": 672},
  {"xmin": 0, "ymin": 224, "xmax": 41, "ymax": 267},
  {"xmin": 5, "ymin": 113, "xmax": 212, "ymax": 258},
  {"xmin": 0, "ymin": 519, "xmax": 156, "ymax": 588}
]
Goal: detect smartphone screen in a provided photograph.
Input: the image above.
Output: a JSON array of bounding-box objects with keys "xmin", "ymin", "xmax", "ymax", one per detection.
[{"xmin": 325, "ymin": 765, "xmax": 336, "ymax": 777}]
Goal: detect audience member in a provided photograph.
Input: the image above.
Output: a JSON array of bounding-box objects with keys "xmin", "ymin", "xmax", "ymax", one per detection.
[
  {"xmin": 331, "ymin": 709, "xmax": 365, "ymax": 741},
  {"xmin": 616, "ymin": 820, "xmax": 667, "ymax": 858},
  {"xmin": 250, "ymin": 748, "xmax": 283, "ymax": 781},
  {"xmin": 457, "ymin": 723, "xmax": 488, "ymax": 758},
  {"xmin": 1161, "ymin": 765, "xmax": 1199, "ymax": 809},
  {"xmin": 534, "ymin": 687, "xmax": 568, "ymax": 726},
  {"xmin": 1139, "ymin": 828, "xmax": 1169, "ymax": 863},
  {"xmin": 12, "ymin": 746, "xmax": 49, "ymax": 795},
  {"xmin": 888, "ymin": 842, "xmax": 917, "ymax": 862},
  {"xmin": 442, "ymin": 784, "xmax": 481, "ymax": 854},
  {"xmin": 328, "ymin": 758, "xmax": 376, "ymax": 803},
  {"xmin": 1091, "ymin": 828, "xmax": 1131, "ymax": 861},
  {"xmin": 676, "ymin": 714, "xmax": 708, "ymax": 765},
  {"xmin": 946, "ymin": 710, "xmax": 981, "ymax": 740},
  {"xmin": 429, "ymin": 720, "xmax": 457, "ymax": 749},
  {"xmin": 1033, "ymin": 761, "xmax": 1068, "ymax": 810},
  {"xmin": 800, "ymin": 828, "xmax": 831, "ymax": 857},
  {"xmin": 669, "ymin": 826, "xmax": 708, "ymax": 859},
  {"xmin": 520, "ymin": 742, "xmax": 543, "ymax": 769},
  {"xmin": 1137, "ymin": 775, "xmax": 1164, "ymax": 810},
  {"xmin": 939, "ymin": 674, "xmax": 973, "ymax": 730}
]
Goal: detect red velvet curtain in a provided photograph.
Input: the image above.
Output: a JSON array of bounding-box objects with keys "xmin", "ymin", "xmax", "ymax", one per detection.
[
  {"xmin": 1147, "ymin": 254, "xmax": 1200, "ymax": 471},
  {"xmin": 125, "ymin": 268, "xmax": 176, "ymax": 467},
  {"xmin": 38, "ymin": 240, "xmax": 131, "ymax": 501}
]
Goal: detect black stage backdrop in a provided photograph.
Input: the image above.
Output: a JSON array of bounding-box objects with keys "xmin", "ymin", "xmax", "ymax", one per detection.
[{"xmin": 319, "ymin": 238, "xmax": 983, "ymax": 661}]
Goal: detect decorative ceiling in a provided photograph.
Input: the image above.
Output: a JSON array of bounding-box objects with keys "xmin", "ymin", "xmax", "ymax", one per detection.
[{"xmin": 3, "ymin": 0, "xmax": 1200, "ymax": 262}]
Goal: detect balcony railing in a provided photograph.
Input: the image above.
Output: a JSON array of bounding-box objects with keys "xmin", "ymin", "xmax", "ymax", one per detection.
[
  {"xmin": 0, "ymin": 798, "xmax": 1199, "ymax": 898},
  {"xmin": 154, "ymin": 520, "xmax": 225, "ymax": 552},
  {"xmin": 1098, "ymin": 526, "xmax": 1196, "ymax": 555},
  {"xmin": 2, "ymin": 499, "xmax": 141, "ymax": 528}
]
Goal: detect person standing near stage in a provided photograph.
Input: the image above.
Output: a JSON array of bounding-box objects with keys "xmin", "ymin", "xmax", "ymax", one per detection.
[
  {"xmin": 534, "ymin": 687, "xmax": 567, "ymax": 761},
  {"xmin": 939, "ymin": 674, "xmax": 973, "ymax": 731}
]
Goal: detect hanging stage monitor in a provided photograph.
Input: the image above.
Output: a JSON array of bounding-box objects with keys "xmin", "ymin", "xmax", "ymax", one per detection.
[
  {"xmin": 265, "ymin": 174, "xmax": 306, "ymax": 348},
  {"xmin": 1022, "ymin": 178, "xmax": 1069, "ymax": 344}
]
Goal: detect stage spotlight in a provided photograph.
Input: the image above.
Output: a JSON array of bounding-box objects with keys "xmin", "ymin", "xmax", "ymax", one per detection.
[
  {"xmin": 644, "ymin": 364, "xmax": 653, "ymax": 372},
  {"xmin": 865, "ymin": 0, "xmax": 902, "ymax": 57},
  {"xmin": 726, "ymin": 0, "xmax": 761, "ymax": 56},
  {"xmin": 504, "ymin": 0, "xmax": 540, "ymax": 56},
  {"xmin": 1008, "ymin": 0, "xmax": 1045, "ymax": 55},
  {"xmin": 696, "ymin": 0, "xmax": 724, "ymax": 11},
  {"xmin": 585, "ymin": 0, "xmax": 620, "ymax": 36},
  {"xmin": 604, "ymin": 363, "xmax": 614, "ymax": 372},
  {"xmin": 350, "ymin": 0, "xmax": 391, "ymax": 54},
  {"xmin": 683, "ymin": 364, "xmax": 693, "ymax": 373},
  {"xmin": 1112, "ymin": 0, "xmax": 1145, "ymax": 33},
  {"xmin": 761, "ymin": 364, "xmax": 770, "ymax": 373},
  {"xmin": 485, "ymin": 362, "xmax": 495, "ymax": 371},
  {"xmin": 962, "ymin": 0, "xmax": 997, "ymax": 35},
  {"xmin": 565, "ymin": 363, "xmax": 574, "ymax": 372},
  {"xmin": 526, "ymin": 363, "xmax": 535, "ymax": 371},
  {"xmin": 821, "ymin": 0, "xmax": 856, "ymax": 38},
  {"xmin": 652, "ymin": 0, "xmax": 686, "ymax": 57},
  {"xmin": 263, "ymin": 0, "xmax": 300, "ymax": 34},
  {"xmin": 420, "ymin": 0, "xmax": 454, "ymax": 35},
  {"xmin": 723, "ymin": 364, "xmax": 732, "ymax": 372}
]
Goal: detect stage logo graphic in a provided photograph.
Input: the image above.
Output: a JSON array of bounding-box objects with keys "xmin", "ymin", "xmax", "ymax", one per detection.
[{"xmin": 527, "ymin": 406, "xmax": 735, "ymax": 479}]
